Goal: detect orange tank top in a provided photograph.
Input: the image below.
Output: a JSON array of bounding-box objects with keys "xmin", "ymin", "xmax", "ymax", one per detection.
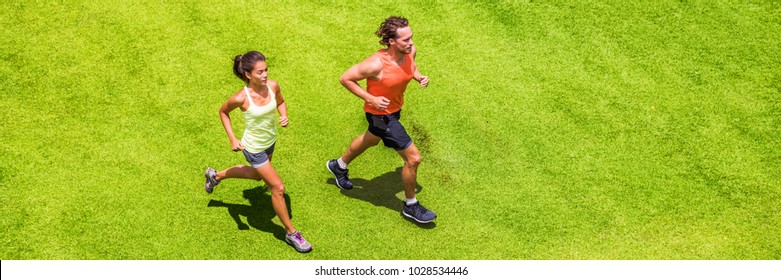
[{"xmin": 364, "ymin": 49, "xmax": 417, "ymax": 115}]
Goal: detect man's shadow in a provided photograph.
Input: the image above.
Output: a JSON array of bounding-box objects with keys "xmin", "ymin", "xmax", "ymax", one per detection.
[
  {"xmin": 207, "ymin": 186, "xmax": 292, "ymax": 241},
  {"xmin": 327, "ymin": 167, "xmax": 436, "ymax": 228}
]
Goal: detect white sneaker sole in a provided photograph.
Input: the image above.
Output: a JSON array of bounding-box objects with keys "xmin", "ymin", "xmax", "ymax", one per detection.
[
  {"xmin": 402, "ymin": 211, "xmax": 435, "ymax": 223},
  {"xmin": 286, "ymin": 239, "xmax": 312, "ymax": 253}
]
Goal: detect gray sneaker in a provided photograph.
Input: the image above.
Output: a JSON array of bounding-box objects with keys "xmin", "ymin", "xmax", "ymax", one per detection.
[
  {"xmin": 285, "ymin": 231, "xmax": 312, "ymax": 253},
  {"xmin": 204, "ymin": 167, "xmax": 219, "ymax": 194}
]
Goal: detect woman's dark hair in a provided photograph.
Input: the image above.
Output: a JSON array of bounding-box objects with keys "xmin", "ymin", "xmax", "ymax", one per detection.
[
  {"xmin": 375, "ymin": 16, "xmax": 409, "ymax": 46},
  {"xmin": 233, "ymin": 51, "xmax": 266, "ymax": 83}
]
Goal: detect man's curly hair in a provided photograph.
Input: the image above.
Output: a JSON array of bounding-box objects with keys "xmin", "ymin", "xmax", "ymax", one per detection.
[{"xmin": 376, "ymin": 16, "xmax": 409, "ymax": 46}]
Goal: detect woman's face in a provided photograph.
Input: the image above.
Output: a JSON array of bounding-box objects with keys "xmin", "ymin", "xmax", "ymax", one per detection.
[{"xmin": 245, "ymin": 61, "xmax": 268, "ymax": 86}]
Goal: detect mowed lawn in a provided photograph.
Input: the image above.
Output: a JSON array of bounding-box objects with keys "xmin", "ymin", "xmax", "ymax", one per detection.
[{"xmin": 1, "ymin": 0, "xmax": 780, "ymax": 259}]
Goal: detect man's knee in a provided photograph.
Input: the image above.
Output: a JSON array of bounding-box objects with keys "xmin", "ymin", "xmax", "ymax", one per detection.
[{"xmin": 406, "ymin": 153, "xmax": 422, "ymax": 166}]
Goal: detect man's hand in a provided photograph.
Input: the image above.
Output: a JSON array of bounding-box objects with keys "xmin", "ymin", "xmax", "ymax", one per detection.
[
  {"xmin": 418, "ymin": 75, "xmax": 429, "ymax": 88},
  {"xmin": 368, "ymin": 96, "xmax": 391, "ymax": 111}
]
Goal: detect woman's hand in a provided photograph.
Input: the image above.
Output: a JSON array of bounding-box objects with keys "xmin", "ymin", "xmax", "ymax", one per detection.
[{"xmin": 230, "ymin": 138, "xmax": 244, "ymax": 151}]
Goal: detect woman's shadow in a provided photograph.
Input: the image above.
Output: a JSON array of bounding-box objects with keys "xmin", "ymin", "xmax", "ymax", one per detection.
[
  {"xmin": 207, "ymin": 186, "xmax": 291, "ymax": 241},
  {"xmin": 327, "ymin": 167, "xmax": 435, "ymax": 228}
]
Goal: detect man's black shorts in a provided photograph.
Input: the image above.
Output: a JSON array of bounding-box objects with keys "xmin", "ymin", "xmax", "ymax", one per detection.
[{"xmin": 365, "ymin": 110, "xmax": 413, "ymax": 150}]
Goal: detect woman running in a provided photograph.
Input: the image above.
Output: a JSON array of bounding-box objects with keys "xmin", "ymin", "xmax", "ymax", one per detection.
[{"xmin": 204, "ymin": 50, "xmax": 312, "ymax": 253}]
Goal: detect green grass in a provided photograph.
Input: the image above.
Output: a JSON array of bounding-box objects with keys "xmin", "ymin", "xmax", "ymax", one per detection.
[{"xmin": 2, "ymin": 0, "xmax": 780, "ymax": 259}]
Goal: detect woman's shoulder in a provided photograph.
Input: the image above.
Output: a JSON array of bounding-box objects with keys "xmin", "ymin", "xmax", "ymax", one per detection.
[
  {"xmin": 267, "ymin": 80, "xmax": 281, "ymax": 93},
  {"xmin": 227, "ymin": 87, "xmax": 247, "ymax": 103}
]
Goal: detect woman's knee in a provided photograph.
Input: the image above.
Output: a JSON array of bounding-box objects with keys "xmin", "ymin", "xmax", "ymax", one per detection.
[{"xmin": 269, "ymin": 183, "xmax": 285, "ymax": 195}]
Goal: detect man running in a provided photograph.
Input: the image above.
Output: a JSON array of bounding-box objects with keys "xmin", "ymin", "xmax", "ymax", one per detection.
[{"xmin": 326, "ymin": 16, "xmax": 436, "ymax": 223}]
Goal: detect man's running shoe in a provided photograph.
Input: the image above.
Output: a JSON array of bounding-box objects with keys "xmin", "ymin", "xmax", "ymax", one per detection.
[
  {"xmin": 326, "ymin": 159, "xmax": 353, "ymax": 190},
  {"xmin": 402, "ymin": 202, "xmax": 437, "ymax": 223}
]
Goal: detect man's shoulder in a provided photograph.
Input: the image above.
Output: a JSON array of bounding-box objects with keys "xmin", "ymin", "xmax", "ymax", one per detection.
[
  {"xmin": 364, "ymin": 50, "xmax": 385, "ymax": 62},
  {"xmin": 358, "ymin": 53, "xmax": 384, "ymax": 74}
]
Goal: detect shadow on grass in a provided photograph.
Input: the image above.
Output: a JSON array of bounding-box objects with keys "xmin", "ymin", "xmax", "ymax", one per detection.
[
  {"xmin": 207, "ymin": 186, "xmax": 292, "ymax": 241},
  {"xmin": 327, "ymin": 167, "xmax": 436, "ymax": 229}
]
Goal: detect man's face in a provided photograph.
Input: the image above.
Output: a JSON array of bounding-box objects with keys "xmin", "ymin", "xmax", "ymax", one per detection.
[{"xmin": 389, "ymin": 26, "xmax": 413, "ymax": 54}]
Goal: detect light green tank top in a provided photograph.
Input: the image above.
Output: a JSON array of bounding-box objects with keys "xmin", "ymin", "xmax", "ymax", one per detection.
[{"xmin": 240, "ymin": 86, "xmax": 277, "ymax": 153}]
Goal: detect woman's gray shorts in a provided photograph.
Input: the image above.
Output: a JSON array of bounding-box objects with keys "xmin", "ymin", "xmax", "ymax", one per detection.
[{"xmin": 242, "ymin": 143, "xmax": 275, "ymax": 168}]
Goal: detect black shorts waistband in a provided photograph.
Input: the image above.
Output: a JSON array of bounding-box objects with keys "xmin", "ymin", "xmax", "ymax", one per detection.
[{"xmin": 366, "ymin": 110, "xmax": 401, "ymax": 121}]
